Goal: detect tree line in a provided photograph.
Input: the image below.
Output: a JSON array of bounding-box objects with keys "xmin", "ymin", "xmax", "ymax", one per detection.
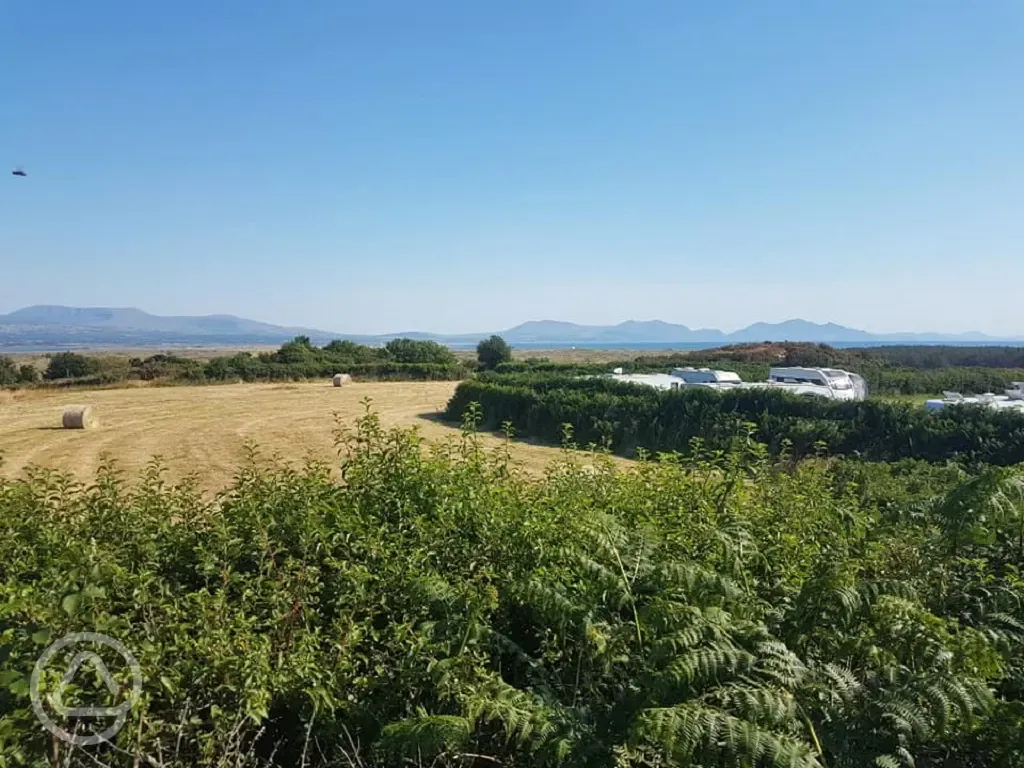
[
  {"xmin": 445, "ymin": 373, "xmax": 1024, "ymax": 465},
  {"xmin": 0, "ymin": 337, "xmax": 471, "ymax": 387},
  {"xmin": 0, "ymin": 335, "xmax": 516, "ymax": 388}
]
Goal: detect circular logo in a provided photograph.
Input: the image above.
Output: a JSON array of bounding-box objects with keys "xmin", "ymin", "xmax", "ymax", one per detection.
[{"xmin": 30, "ymin": 632, "xmax": 143, "ymax": 746}]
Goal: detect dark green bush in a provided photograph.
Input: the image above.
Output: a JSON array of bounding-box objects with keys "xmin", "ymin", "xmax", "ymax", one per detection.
[
  {"xmin": 384, "ymin": 338, "xmax": 458, "ymax": 365},
  {"xmin": 476, "ymin": 335, "xmax": 512, "ymax": 370},
  {"xmin": 44, "ymin": 352, "xmax": 96, "ymax": 380},
  {"xmin": 0, "ymin": 356, "xmax": 17, "ymax": 386},
  {"xmin": 16, "ymin": 364, "xmax": 39, "ymax": 383}
]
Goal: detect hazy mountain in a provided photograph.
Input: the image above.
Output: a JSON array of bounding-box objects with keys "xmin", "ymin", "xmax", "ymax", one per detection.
[
  {"xmin": 0, "ymin": 306, "xmax": 1017, "ymax": 350},
  {"xmin": 500, "ymin": 320, "xmax": 726, "ymax": 343},
  {"xmin": 497, "ymin": 319, "xmax": 1011, "ymax": 345},
  {"xmin": 0, "ymin": 305, "xmax": 327, "ymax": 337}
]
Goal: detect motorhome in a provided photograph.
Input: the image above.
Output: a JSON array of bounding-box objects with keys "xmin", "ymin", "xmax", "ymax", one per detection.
[
  {"xmin": 1006, "ymin": 382, "xmax": 1024, "ymax": 401},
  {"xmin": 759, "ymin": 367, "xmax": 868, "ymax": 401},
  {"xmin": 668, "ymin": 367, "xmax": 743, "ymax": 389},
  {"xmin": 608, "ymin": 367, "xmax": 743, "ymax": 392}
]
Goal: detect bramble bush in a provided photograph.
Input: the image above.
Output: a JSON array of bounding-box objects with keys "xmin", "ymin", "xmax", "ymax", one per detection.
[{"xmin": 1, "ymin": 411, "xmax": 1023, "ymax": 766}]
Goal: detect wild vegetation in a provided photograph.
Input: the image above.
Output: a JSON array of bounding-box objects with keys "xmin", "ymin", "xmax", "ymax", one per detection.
[
  {"xmin": 2, "ymin": 410, "xmax": 1024, "ymax": 767},
  {"xmin": 445, "ymin": 374, "xmax": 1024, "ymax": 465}
]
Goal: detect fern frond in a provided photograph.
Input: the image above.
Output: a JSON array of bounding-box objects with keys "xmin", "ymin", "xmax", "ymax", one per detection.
[
  {"xmin": 516, "ymin": 579, "xmax": 581, "ymax": 627},
  {"xmin": 660, "ymin": 646, "xmax": 755, "ymax": 692},
  {"xmin": 755, "ymin": 640, "xmax": 807, "ymax": 689},
  {"xmin": 657, "ymin": 562, "xmax": 746, "ymax": 604},
  {"xmin": 633, "ymin": 703, "xmax": 821, "ymax": 767},
  {"xmin": 576, "ymin": 552, "xmax": 630, "ymax": 607},
  {"xmin": 816, "ymin": 662, "xmax": 862, "ymax": 703},
  {"xmin": 464, "ymin": 677, "xmax": 559, "ymax": 750},
  {"xmin": 880, "ymin": 693, "xmax": 931, "ymax": 740},
  {"xmin": 988, "ymin": 611, "xmax": 1024, "ymax": 635},
  {"xmin": 707, "ymin": 683, "xmax": 797, "ymax": 727},
  {"xmin": 859, "ymin": 579, "xmax": 918, "ymax": 604},
  {"xmin": 379, "ymin": 714, "xmax": 471, "ymax": 758}
]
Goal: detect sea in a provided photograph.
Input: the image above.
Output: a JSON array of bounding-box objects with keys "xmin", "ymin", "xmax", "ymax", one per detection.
[
  {"xmin": 448, "ymin": 340, "xmax": 1024, "ymax": 351},
  {"xmin": 4, "ymin": 339, "xmax": 1024, "ymax": 354}
]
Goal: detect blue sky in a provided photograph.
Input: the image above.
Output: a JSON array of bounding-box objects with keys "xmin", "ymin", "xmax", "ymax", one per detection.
[{"xmin": 2, "ymin": 1, "xmax": 1022, "ymax": 335}]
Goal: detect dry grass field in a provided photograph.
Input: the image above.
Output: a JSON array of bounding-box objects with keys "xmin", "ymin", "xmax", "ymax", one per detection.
[{"xmin": 0, "ymin": 381, "xmax": 607, "ymax": 492}]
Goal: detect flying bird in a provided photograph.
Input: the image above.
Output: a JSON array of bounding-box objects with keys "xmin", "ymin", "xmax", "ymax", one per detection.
[{"xmin": 12, "ymin": 167, "xmax": 26, "ymax": 177}]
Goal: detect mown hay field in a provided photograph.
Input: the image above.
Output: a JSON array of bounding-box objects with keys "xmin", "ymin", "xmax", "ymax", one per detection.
[{"xmin": 0, "ymin": 381, "xmax": 592, "ymax": 490}]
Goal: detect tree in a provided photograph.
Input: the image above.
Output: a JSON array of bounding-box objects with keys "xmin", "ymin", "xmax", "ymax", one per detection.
[
  {"xmin": 384, "ymin": 338, "xmax": 457, "ymax": 365},
  {"xmin": 323, "ymin": 340, "xmax": 385, "ymax": 364},
  {"xmin": 17, "ymin": 364, "xmax": 39, "ymax": 383},
  {"xmin": 44, "ymin": 352, "xmax": 95, "ymax": 380},
  {"xmin": 0, "ymin": 356, "xmax": 17, "ymax": 386},
  {"xmin": 275, "ymin": 336, "xmax": 318, "ymax": 364},
  {"xmin": 477, "ymin": 335, "xmax": 512, "ymax": 370}
]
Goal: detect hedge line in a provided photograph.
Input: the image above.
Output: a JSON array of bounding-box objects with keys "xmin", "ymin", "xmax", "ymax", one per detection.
[
  {"xmin": 493, "ymin": 360, "xmax": 1024, "ymax": 397},
  {"xmin": 445, "ymin": 376, "xmax": 1024, "ymax": 465},
  {"xmin": 203, "ymin": 357, "xmax": 466, "ymax": 382}
]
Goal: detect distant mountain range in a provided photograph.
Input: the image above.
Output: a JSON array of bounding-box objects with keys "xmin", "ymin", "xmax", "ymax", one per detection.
[
  {"xmin": 0, "ymin": 306, "xmax": 1018, "ymax": 350},
  {"xmin": 498, "ymin": 319, "xmax": 1013, "ymax": 345}
]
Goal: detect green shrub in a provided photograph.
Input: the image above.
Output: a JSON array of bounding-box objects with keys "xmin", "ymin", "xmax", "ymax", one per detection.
[
  {"xmin": 44, "ymin": 352, "xmax": 96, "ymax": 380},
  {"xmin": 16, "ymin": 364, "xmax": 39, "ymax": 383},
  {"xmin": 0, "ymin": 415, "xmax": 1022, "ymax": 766},
  {"xmin": 476, "ymin": 335, "xmax": 512, "ymax": 370},
  {"xmin": 0, "ymin": 355, "xmax": 17, "ymax": 386},
  {"xmin": 384, "ymin": 338, "xmax": 458, "ymax": 365}
]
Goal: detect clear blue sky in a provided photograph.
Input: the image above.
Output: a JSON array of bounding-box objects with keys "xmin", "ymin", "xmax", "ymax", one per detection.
[{"xmin": 2, "ymin": 1, "xmax": 1022, "ymax": 335}]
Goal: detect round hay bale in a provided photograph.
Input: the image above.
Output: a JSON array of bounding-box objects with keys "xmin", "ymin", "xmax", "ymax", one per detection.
[
  {"xmin": 332, "ymin": 373, "xmax": 352, "ymax": 387},
  {"xmin": 62, "ymin": 405, "xmax": 98, "ymax": 429}
]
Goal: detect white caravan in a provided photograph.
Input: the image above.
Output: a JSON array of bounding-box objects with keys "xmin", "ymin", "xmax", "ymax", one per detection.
[
  {"xmin": 925, "ymin": 391, "xmax": 1024, "ymax": 414},
  {"xmin": 668, "ymin": 367, "xmax": 743, "ymax": 390},
  {"xmin": 756, "ymin": 367, "xmax": 868, "ymax": 401},
  {"xmin": 1005, "ymin": 382, "xmax": 1024, "ymax": 401},
  {"xmin": 607, "ymin": 367, "xmax": 743, "ymax": 392},
  {"xmin": 608, "ymin": 365, "xmax": 868, "ymax": 401}
]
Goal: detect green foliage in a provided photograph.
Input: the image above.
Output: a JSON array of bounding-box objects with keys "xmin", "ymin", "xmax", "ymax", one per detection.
[
  {"xmin": 0, "ymin": 355, "xmax": 17, "ymax": 386},
  {"xmin": 1, "ymin": 415, "xmax": 1023, "ymax": 766},
  {"xmin": 131, "ymin": 354, "xmax": 205, "ymax": 382},
  {"xmin": 446, "ymin": 375, "xmax": 1024, "ymax": 465},
  {"xmin": 223, "ymin": 335, "xmax": 463, "ymax": 380},
  {"xmin": 31, "ymin": 338, "xmax": 469, "ymax": 387},
  {"xmin": 477, "ymin": 334, "xmax": 513, "ymax": 370},
  {"xmin": 44, "ymin": 352, "xmax": 96, "ymax": 380},
  {"xmin": 384, "ymin": 337, "xmax": 458, "ymax": 365},
  {"xmin": 16, "ymin": 364, "xmax": 39, "ymax": 383}
]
